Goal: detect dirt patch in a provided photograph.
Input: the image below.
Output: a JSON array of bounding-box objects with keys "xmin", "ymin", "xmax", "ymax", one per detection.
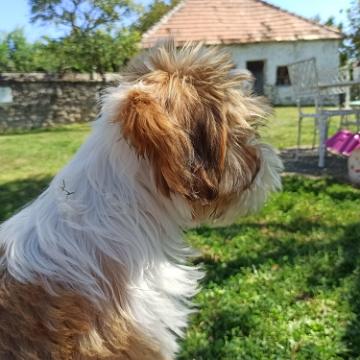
[{"xmin": 280, "ymin": 148, "xmax": 349, "ymax": 182}]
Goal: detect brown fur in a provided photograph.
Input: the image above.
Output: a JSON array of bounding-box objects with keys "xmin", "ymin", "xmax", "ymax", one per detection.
[
  {"xmin": 117, "ymin": 41, "xmax": 269, "ymax": 217},
  {"xmin": 0, "ymin": 268, "xmax": 164, "ymax": 359}
]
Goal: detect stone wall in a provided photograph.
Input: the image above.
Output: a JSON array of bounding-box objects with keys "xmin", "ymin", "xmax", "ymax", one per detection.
[{"xmin": 0, "ymin": 73, "xmax": 120, "ymax": 132}]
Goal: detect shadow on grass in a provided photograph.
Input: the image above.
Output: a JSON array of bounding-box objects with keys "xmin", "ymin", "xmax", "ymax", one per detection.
[
  {"xmin": 282, "ymin": 175, "xmax": 359, "ymax": 201},
  {"xmin": 338, "ymin": 223, "xmax": 360, "ymax": 358},
  {"xmin": 0, "ymin": 177, "xmax": 51, "ymax": 222},
  {"xmin": 194, "ymin": 220, "xmax": 358, "ymax": 285},
  {"xmin": 1, "ymin": 175, "xmax": 360, "ymax": 357},
  {"xmin": 187, "ymin": 220, "xmax": 360, "ymax": 358},
  {"xmin": 187, "ymin": 176, "xmax": 360, "ymax": 358},
  {"xmin": 281, "ymin": 148, "xmax": 348, "ymax": 182}
]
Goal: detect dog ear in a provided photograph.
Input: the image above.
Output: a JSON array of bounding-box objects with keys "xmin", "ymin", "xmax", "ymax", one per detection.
[
  {"xmin": 118, "ymin": 89, "xmax": 194, "ymax": 199},
  {"xmin": 118, "ymin": 88, "xmax": 260, "ymax": 204}
]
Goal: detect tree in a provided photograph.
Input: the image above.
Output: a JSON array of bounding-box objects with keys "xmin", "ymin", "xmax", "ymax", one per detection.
[
  {"xmin": 1, "ymin": 1, "xmax": 183, "ymax": 73},
  {"xmin": 6, "ymin": 29, "xmax": 37, "ymax": 71},
  {"xmin": 28, "ymin": 0, "xmax": 138, "ymax": 35},
  {"xmin": 0, "ymin": 33, "xmax": 10, "ymax": 71},
  {"xmin": 0, "ymin": 29, "xmax": 48, "ymax": 72},
  {"xmin": 310, "ymin": 14, "xmax": 347, "ymax": 65},
  {"xmin": 134, "ymin": 0, "xmax": 180, "ymax": 34},
  {"xmin": 45, "ymin": 30, "xmax": 140, "ymax": 73},
  {"xmin": 347, "ymin": 0, "xmax": 360, "ymax": 60},
  {"xmin": 310, "ymin": 14, "xmax": 341, "ymax": 29},
  {"xmin": 27, "ymin": 0, "xmax": 142, "ymax": 73}
]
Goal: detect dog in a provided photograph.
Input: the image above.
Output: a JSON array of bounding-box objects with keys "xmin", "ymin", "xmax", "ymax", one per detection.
[{"xmin": 0, "ymin": 42, "xmax": 282, "ymax": 359}]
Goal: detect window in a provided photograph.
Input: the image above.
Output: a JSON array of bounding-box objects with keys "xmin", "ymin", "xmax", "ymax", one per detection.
[
  {"xmin": 276, "ymin": 66, "xmax": 291, "ymax": 86},
  {"xmin": 0, "ymin": 87, "xmax": 13, "ymax": 103}
]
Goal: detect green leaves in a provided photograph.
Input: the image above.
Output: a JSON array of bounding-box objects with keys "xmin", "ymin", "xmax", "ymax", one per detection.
[
  {"xmin": 134, "ymin": 0, "xmax": 180, "ymax": 34},
  {"xmin": 37, "ymin": 29, "xmax": 140, "ymax": 73},
  {"xmin": 0, "ymin": 0, "xmax": 185, "ymax": 73},
  {"xmin": 0, "ymin": 15, "xmax": 141, "ymax": 72},
  {"xmin": 0, "ymin": 28, "xmax": 45, "ymax": 72},
  {"xmin": 21, "ymin": 0, "xmax": 143, "ymax": 73},
  {"xmin": 28, "ymin": 0, "xmax": 137, "ymax": 33},
  {"xmin": 343, "ymin": 0, "xmax": 360, "ymax": 63}
]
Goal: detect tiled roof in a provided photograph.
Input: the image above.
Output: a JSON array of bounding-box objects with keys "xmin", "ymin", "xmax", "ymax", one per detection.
[{"xmin": 142, "ymin": 0, "xmax": 342, "ymax": 48}]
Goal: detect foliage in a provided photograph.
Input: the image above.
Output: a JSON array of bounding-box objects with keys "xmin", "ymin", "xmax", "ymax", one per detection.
[
  {"xmin": 26, "ymin": 0, "xmax": 142, "ymax": 73},
  {"xmin": 0, "ymin": 27, "xmax": 139, "ymax": 73},
  {"xmin": 28, "ymin": 0, "xmax": 137, "ymax": 35},
  {"xmin": 39, "ymin": 29, "xmax": 140, "ymax": 73},
  {"xmin": 0, "ymin": 29, "xmax": 45, "ymax": 72},
  {"xmin": 347, "ymin": 0, "xmax": 360, "ymax": 61},
  {"xmin": 134, "ymin": 0, "xmax": 179, "ymax": 34},
  {"xmin": 0, "ymin": 33, "xmax": 10, "ymax": 70},
  {"xmin": 0, "ymin": 1, "xmax": 145, "ymax": 73}
]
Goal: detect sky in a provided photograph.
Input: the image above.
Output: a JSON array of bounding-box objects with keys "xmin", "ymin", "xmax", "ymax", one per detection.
[{"xmin": 0, "ymin": 0, "xmax": 352, "ymax": 42}]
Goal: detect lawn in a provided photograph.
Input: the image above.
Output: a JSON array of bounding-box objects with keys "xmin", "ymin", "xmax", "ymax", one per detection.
[{"xmin": 1, "ymin": 108, "xmax": 360, "ymax": 359}]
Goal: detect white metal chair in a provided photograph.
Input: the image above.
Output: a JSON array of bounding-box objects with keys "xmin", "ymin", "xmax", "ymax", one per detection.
[
  {"xmin": 288, "ymin": 58, "xmax": 360, "ymax": 162},
  {"xmin": 288, "ymin": 58, "xmax": 321, "ymax": 158}
]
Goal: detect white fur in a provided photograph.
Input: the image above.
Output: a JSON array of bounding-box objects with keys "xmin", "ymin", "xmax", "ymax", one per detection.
[{"xmin": 0, "ymin": 85, "xmax": 282, "ymax": 358}]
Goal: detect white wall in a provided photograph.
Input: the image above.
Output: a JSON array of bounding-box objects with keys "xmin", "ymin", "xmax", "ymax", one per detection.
[
  {"xmin": 353, "ymin": 64, "xmax": 360, "ymax": 81},
  {"xmin": 223, "ymin": 40, "xmax": 340, "ymax": 104}
]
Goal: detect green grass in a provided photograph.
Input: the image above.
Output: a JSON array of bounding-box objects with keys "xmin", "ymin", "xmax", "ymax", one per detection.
[
  {"xmin": 0, "ymin": 123, "xmax": 90, "ymax": 184},
  {"xmin": 0, "ymin": 123, "xmax": 90, "ymax": 220},
  {"xmin": 1, "ymin": 108, "xmax": 360, "ymax": 359},
  {"xmin": 179, "ymin": 177, "xmax": 360, "ymax": 359},
  {"xmin": 261, "ymin": 107, "xmax": 357, "ymax": 150}
]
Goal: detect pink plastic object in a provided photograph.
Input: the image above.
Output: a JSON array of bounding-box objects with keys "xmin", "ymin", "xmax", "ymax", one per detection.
[{"xmin": 325, "ymin": 130, "xmax": 360, "ymax": 156}]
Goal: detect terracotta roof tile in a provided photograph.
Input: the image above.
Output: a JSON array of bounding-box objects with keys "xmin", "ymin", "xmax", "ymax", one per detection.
[{"xmin": 142, "ymin": 0, "xmax": 342, "ymax": 48}]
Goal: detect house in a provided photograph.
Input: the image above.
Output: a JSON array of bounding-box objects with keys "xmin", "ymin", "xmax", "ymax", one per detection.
[
  {"xmin": 353, "ymin": 60, "xmax": 360, "ymax": 81},
  {"xmin": 141, "ymin": 0, "xmax": 342, "ymax": 104}
]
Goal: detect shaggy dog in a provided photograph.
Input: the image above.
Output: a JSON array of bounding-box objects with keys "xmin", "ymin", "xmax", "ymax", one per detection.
[{"xmin": 0, "ymin": 42, "xmax": 282, "ymax": 359}]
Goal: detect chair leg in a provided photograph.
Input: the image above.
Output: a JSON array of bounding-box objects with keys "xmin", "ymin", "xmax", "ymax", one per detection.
[
  {"xmin": 325, "ymin": 117, "xmax": 329, "ymax": 141},
  {"xmin": 296, "ymin": 117, "xmax": 302, "ymax": 160},
  {"xmin": 339, "ymin": 114, "xmax": 344, "ymax": 129},
  {"xmin": 318, "ymin": 114, "xmax": 327, "ymax": 168},
  {"xmin": 312, "ymin": 119, "xmax": 317, "ymax": 149}
]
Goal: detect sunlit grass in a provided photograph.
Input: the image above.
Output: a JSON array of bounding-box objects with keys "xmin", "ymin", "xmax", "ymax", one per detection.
[{"xmin": 0, "ymin": 123, "xmax": 90, "ymax": 184}]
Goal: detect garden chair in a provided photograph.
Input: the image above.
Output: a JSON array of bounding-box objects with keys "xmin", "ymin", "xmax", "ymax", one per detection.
[
  {"xmin": 288, "ymin": 58, "xmax": 360, "ymax": 164},
  {"xmin": 287, "ymin": 58, "xmax": 321, "ymax": 158}
]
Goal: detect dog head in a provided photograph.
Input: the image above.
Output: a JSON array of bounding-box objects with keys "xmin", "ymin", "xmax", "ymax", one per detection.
[{"xmin": 109, "ymin": 42, "xmax": 282, "ymax": 223}]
